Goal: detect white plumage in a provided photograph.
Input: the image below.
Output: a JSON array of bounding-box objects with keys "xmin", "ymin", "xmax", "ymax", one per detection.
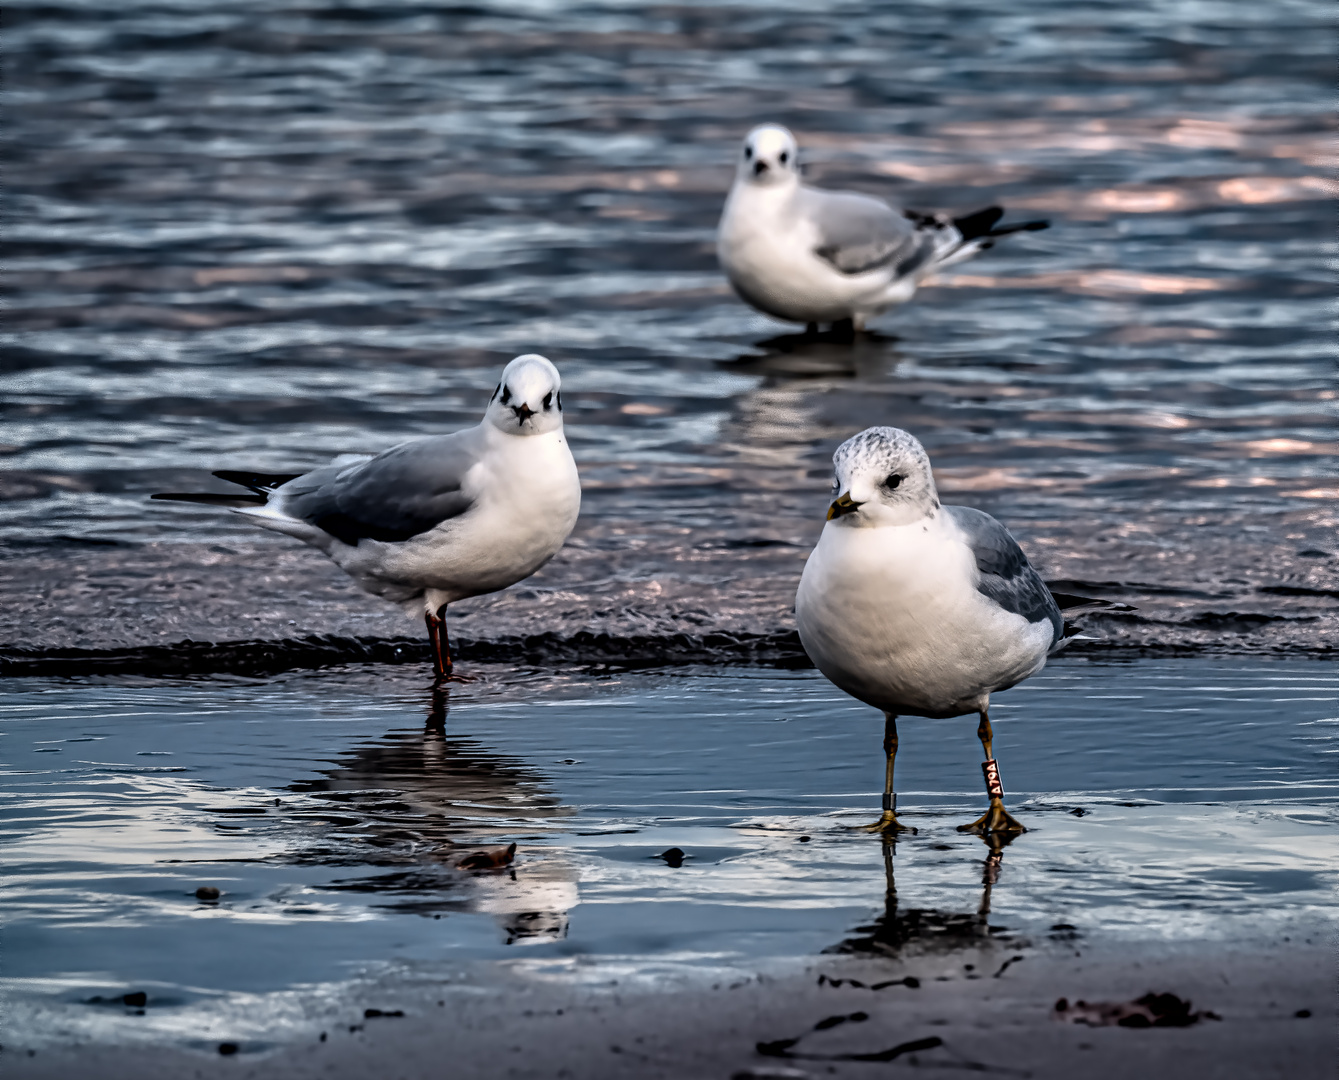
[
  {"xmin": 718, "ymin": 124, "xmax": 1046, "ymax": 331},
  {"xmin": 796, "ymin": 426, "xmax": 1062, "ymax": 834},
  {"xmin": 155, "ymin": 353, "xmax": 580, "ymax": 677}
]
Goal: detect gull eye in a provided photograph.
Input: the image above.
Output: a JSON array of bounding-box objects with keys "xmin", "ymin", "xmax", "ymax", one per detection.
[
  {"xmin": 830, "ymin": 477, "xmax": 839, "ymax": 494},
  {"xmin": 543, "ymin": 392, "xmax": 553, "ymax": 410},
  {"xmin": 744, "ymin": 145, "xmax": 753, "ymax": 160},
  {"xmin": 884, "ymin": 473, "xmax": 903, "ymax": 490},
  {"xmin": 779, "ymin": 151, "xmax": 789, "ymax": 164},
  {"xmin": 500, "ymin": 385, "xmax": 511, "ymax": 405}
]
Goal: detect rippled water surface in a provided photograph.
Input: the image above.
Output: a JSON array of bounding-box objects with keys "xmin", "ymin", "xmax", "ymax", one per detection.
[
  {"xmin": 2, "ymin": 0, "xmax": 1334, "ymax": 656},
  {"xmin": 2, "ymin": 658, "xmax": 1336, "ymax": 1047}
]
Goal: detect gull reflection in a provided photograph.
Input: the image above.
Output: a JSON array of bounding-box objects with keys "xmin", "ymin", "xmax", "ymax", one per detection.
[
  {"xmin": 722, "ymin": 328, "xmax": 902, "ymax": 380},
  {"xmin": 832, "ymin": 831, "xmax": 1018, "ymax": 957},
  {"xmin": 288, "ymin": 683, "xmax": 578, "ymax": 944}
]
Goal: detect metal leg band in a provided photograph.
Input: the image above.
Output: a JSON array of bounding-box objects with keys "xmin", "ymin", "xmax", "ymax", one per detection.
[
  {"xmin": 981, "ymin": 759, "xmax": 1004, "ymax": 800},
  {"xmin": 881, "ymin": 793, "xmax": 896, "ymax": 812}
]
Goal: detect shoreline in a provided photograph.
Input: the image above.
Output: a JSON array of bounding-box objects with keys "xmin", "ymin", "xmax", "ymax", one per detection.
[
  {"xmin": 2, "ymin": 628, "xmax": 1336, "ymax": 680},
  {"xmin": 5, "ymin": 937, "xmax": 1331, "ymax": 1079}
]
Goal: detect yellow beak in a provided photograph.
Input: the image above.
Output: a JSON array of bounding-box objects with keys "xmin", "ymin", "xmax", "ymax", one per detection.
[{"xmin": 827, "ymin": 492, "xmax": 862, "ymax": 520}]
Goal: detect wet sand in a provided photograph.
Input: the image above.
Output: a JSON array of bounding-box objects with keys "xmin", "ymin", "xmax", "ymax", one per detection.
[{"xmin": 8, "ymin": 941, "xmax": 1330, "ymax": 1080}]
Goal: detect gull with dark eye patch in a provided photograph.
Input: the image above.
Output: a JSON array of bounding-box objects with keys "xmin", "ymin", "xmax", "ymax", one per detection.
[
  {"xmin": 718, "ymin": 124, "xmax": 1048, "ymax": 332},
  {"xmin": 153, "ymin": 354, "xmax": 581, "ymax": 681},
  {"xmin": 796, "ymin": 426, "xmax": 1105, "ymax": 836}
]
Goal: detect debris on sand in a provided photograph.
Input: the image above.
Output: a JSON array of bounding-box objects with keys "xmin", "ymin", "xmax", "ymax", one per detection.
[
  {"xmin": 195, "ymin": 885, "xmax": 221, "ymax": 901},
  {"xmin": 1053, "ymin": 992, "xmax": 1221, "ymax": 1027},
  {"xmin": 456, "ymin": 842, "xmax": 516, "ymax": 870},
  {"xmin": 658, "ymin": 847, "xmax": 686, "ymax": 867}
]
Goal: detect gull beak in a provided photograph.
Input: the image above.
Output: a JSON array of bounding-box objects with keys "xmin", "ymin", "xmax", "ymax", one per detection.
[
  {"xmin": 512, "ymin": 403, "xmax": 536, "ymax": 423},
  {"xmin": 827, "ymin": 492, "xmax": 861, "ymax": 520},
  {"xmin": 753, "ymin": 160, "xmax": 769, "ymax": 177}
]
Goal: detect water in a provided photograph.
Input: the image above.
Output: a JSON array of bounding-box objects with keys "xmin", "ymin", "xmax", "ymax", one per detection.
[
  {"xmin": 2, "ymin": 0, "xmax": 1335, "ymax": 657},
  {"xmin": 3, "ymin": 657, "xmax": 1336, "ymax": 1047}
]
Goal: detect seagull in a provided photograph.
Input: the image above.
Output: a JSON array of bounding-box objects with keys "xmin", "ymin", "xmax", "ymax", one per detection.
[
  {"xmin": 795, "ymin": 426, "xmax": 1065, "ymax": 836},
  {"xmin": 717, "ymin": 124, "xmax": 1048, "ymax": 332},
  {"xmin": 153, "ymin": 354, "xmax": 581, "ymax": 679}
]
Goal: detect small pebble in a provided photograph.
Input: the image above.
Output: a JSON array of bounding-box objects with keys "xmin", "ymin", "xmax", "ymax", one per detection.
[
  {"xmin": 195, "ymin": 886, "xmax": 221, "ymax": 901},
  {"xmin": 218, "ymin": 1042, "xmax": 238, "ymax": 1056},
  {"xmin": 122, "ymin": 991, "xmax": 147, "ymax": 1008}
]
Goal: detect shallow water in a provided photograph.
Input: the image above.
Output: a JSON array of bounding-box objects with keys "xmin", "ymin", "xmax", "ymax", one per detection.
[
  {"xmin": 2, "ymin": 0, "xmax": 1335, "ymax": 656},
  {"xmin": 3, "ymin": 656, "xmax": 1336, "ymax": 1047}
]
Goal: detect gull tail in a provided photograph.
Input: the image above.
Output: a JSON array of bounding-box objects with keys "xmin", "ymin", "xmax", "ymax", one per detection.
[
  {"xmin": 907, "ymin": 206, "xmax": 1050, "ymax": 274},
  {"xmin": 151, "ymin": 470, "xmax": 303, "ymax": 507}
]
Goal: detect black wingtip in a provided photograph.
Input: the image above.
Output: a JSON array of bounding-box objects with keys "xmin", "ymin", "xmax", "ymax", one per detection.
[
  {"xmin": 992, "ymin": 218, "xmax": 1049, "ymax": 235},
  {"xmin": 151, "ymin": 492, "xmax": 267, "ymax": 506},
  {"xmin": 952, "ymin": 206, "xmax": 1005, "ymax": 240},
  {"xmin": 1049, "ymin": 591, "xmax": 1135, "ymax": 612},
  {"xmin": 213, "ymin": 470, "xmax": 302, "ymax": 494}
]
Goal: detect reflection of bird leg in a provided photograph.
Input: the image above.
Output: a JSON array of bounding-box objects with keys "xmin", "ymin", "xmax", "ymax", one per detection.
[
  {"xmin": 977, "ymin": 831, "xmax": 1011, "ymax": 919},
  {"xmin": 857, "ymin": 713, "xmax": 916, "ymax": 833},
  {"xmin": 425, "ymin": 683, "xmax": 448, "ymax": 734},
  {"xmin": 425, "ymin": 603, "xmax": 475, "ymax": 683},
  {"xmin": 880, "ymin": 833, "xmax": 898, "ymax": 910},
  {"xmin": 957, "ymin": 706, "xmax": 1025, "ymax": 835}
]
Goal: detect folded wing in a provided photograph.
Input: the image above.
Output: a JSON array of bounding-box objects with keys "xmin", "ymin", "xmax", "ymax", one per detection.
[
  {"xmin": 944, "ymin": 504, "xmax": 1063, "ymax": 645},
  {"xmin": 278, "ymin": 431, "xmax": 483, "ymax": 546},
  {"xmin": 804, "ymin": 187, "xmax": 931, "ymax": 276}
]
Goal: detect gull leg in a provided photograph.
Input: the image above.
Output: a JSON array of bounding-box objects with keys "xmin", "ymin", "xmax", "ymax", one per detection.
[
  {"xmin": 429, "ymin": 603, "xmax": 476, "ymax": 683},
  {"xmin": 856, "ymin": 713, "xmax": 915, "ymax": 833},
  {"xmin": 425, "ymin": 606, "xmax": 448, "ymax": 679},
  {"xmin": 957, "ymin": 707, "xmax": 1026, "ymax": 834}
]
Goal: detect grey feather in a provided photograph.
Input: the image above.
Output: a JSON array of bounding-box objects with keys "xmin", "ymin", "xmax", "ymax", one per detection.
[
  {"xmin": 281, "ymin": 429, "xmax": 483, "ymax": 546},
  {"xmin": 944, "ymin": 505, "xmax": 1063, "ymax": 645},
  {"xmin": 802, "ymin": 187, "xmax": 927, "ymax": 276}
]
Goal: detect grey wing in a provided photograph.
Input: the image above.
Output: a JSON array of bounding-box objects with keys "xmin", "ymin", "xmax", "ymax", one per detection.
[
  {"xmin": 280, "ymin": 430, "xmax": 482, "ymax": 546},
  {"xmin": 803, "ymin": 187, "xmax": 930, "ymax": 276},
  {"xmin": 944, "ymin": 505, "xmax": 1063, "ymax": 645}
]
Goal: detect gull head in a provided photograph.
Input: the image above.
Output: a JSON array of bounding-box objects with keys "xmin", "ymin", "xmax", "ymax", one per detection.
[
  {"xmin": 485, "ymin": 354, "xmax": 565, "ymax": 436},
  {"xmin": 826, "ymin": 426, "xmax": 940, "ymax": 528},
  {"xmin": 737, "ymin": 124, "xmax": 800, "ymax": 187}
]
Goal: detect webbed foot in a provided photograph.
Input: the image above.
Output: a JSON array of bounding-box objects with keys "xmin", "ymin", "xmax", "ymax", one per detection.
[
  {"xmin": 851, "ymin": 811, "xmax": 917, "ymax": 835},
  {"xmin": 957, "ymin": 798, "xmax": 1026, "ymax": 835}
]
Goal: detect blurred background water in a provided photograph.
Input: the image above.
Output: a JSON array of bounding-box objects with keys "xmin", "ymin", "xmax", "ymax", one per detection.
[{"xmin": 2, "ymin": 0, "xmax": 1334, "ymax": 655}]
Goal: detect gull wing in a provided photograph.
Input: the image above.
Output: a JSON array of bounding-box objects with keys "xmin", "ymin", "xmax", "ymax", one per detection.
[
  {"xmin": 280, "ymin": 428, "xmax": 484, "ymax": 546},
  {"xmin": 943, "ymin": 505, "xmax": 1063, "ymax": 645},
  {"xmin": 802, "ymin": 186, "xmax": 929, "ymax": 276}
]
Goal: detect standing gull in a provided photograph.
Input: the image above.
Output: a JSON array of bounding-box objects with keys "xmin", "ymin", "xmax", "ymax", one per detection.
[
  {"xmin": 796, "ymin": 427, "xmax": 1064, "ymax": 835},
  {"xmin": 718, "ymin": 124, "xmax": 1047, "ymax": 332},
  {"xmin": 154, "ymin": 354, "xmax": 581, "ymax": 679}
]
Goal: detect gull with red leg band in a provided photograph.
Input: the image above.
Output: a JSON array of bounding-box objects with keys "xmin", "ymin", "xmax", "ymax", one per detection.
[{"xmin": 958, "ymin": 709, "xmax": 1025, "ymax": 835}]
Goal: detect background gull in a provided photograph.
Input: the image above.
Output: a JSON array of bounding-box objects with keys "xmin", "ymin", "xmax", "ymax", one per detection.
[
  {"xmin": 796, "ymin": 426, "xmax": 1071, "ymax": 835},
  {"xmin": 154, "ymin": 354, "xmax": 581, "ymax": 679},
  {"xmin": 718, "ymin": 124, "xmax": 1048, "ymax": 332}
]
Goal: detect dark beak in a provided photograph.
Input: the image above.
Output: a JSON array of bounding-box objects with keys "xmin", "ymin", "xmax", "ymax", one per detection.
[
  {"xmin": 512, "ymin": 403, "xmax": 535, "ymax": 423},
  {"xmin": 753, "ymin": 160, "xmax": 769, "ymax": 177},
  {"xmin": 827, "ymin": 492, "xmax": 861, "ymax": 520}
]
